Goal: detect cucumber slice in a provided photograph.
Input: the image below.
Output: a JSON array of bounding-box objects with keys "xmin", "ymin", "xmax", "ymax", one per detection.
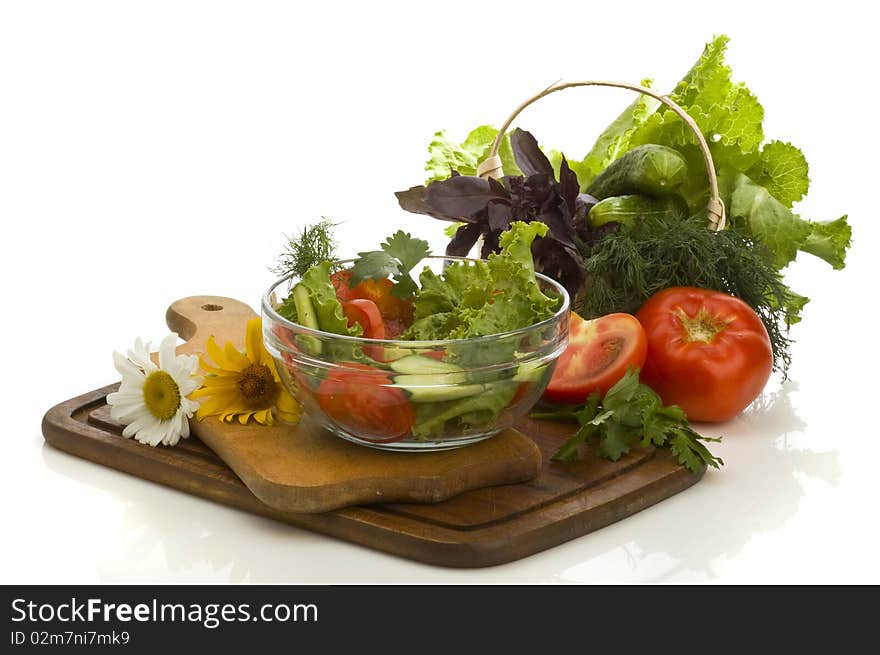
[
  {"xmin": 291, "ymin": 284, "xmax": 321, "ymax": 354},
  {"xmin": 512, "ymin": 359, "xmax": 548, "ymax": 383},
  {"xmin": 292, "ymin": 284, "xmax": 319, "ymax": 329},
  {"xmin": 392, "ymin": 374, "xmax": 484, "ymax": 403},
  {"xmin": 388, "ymin": 354, "xmax": 463, "ymax": 375}
]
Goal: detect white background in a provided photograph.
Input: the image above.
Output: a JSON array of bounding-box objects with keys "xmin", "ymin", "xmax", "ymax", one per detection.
[{"xmin": 2, "ymin": 0, "xmax": 878, "ymax": 583}]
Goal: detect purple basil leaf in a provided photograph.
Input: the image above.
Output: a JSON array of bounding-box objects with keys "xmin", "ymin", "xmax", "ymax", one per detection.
[
  {"xmin": 424, "ymin": 176, "xmax": 506, "ymax": 217},
  {"xmin": 487, "ymin": 176, "xmax": 509, "ymax": 197},
  {"xmin": 480, "ymin": 229, "xmax": 501, "ymax": 259},
  {"xmin": 535, "ymin": 210, "xmax": 575, "ymax": 248},
  {"xmin": 487, "ymin": 201, "xmax": 514, "ymax": 232},
  {"xmin": 510, "ymin": 128, "xmax": 553, "ymax": 177},
  {"xmin": 396, "ymin": 185, "xmax": 463, "ymax": 222},
  {"xmin": 523, "ymin": 173, "xmax": 552, "ymax": 206},
  {"xmin": 446, "ymin": 222, "xmax": 483, "ymax": 257},
  {"xmin": 558, "ymin": 156, "xmax": 579, "ymax": 218},
  {"xmin": 531, "ymin": 237, "xmax": 585, "ymax": 298}
]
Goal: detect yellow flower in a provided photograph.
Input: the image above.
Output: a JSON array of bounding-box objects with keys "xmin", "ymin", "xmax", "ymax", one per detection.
[{"xmin": 191, "ymin": 318, "xmax": 301, "ymax": 426}]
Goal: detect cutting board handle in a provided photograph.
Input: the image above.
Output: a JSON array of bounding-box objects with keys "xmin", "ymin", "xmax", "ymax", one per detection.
[{"xmin": 166, "ymin": 296, "xmax": 257, "ymax": 356}]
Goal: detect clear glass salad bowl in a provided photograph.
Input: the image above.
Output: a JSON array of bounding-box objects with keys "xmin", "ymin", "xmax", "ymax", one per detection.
[{"xmin": 262, "ymin": 256, "xmax": 570, "ymax": 451}]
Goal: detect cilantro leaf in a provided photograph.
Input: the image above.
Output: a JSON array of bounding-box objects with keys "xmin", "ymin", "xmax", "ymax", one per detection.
[
  {"xmin": 539, "ymin": 368, "xmax": 723, "ymax": 472},
  {"xmin": 382, "ymin": 230, "xmax": 431, "ymax": 273},
  {"xmin": 350, "ymin": 250, "xmax": 399, "ymax": 284},
  {"xmin": 349, "ymin": 230, "xmax": 430, "ymax": 299}
]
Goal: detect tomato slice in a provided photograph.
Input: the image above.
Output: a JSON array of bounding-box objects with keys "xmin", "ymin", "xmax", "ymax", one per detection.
[
  {"xmin": 543, "ymin": 312, "xmax": 648, "ymax": 404},
  {"xmin": 331, "ymin": 269, "xmax": 414, "ymax": 326},
  {"xmin": 316, "ymin": 363, "xmax": 415, "ymax": 442},
  {"xmin": 341, "ymin": 299, "xmax": 385, "ymax": 340}
]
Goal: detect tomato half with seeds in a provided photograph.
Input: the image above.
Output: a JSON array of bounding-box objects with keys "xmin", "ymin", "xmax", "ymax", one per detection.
[
  {"xmin": 636, "ymin": 286, "xmax": 773, "ymax": 422},
  {"xmin": 543, "ymin": 312, "xmax": 648, "ymax": 404},
  {"xmin": 341, "ymin": 298, "xmax": 385, "ymax": 340},
  {"xmin": 316, "ymin": 363, "xmax": 415, "ymax": 442}
]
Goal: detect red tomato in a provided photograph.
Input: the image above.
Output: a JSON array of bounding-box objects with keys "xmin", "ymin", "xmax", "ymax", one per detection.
[
  {"xmin": 331, "ymin": 269, "xmax": 414, "ymax": 325},
  {"xmin": 316, "ymin": 363, "xmax": 415, "ymax": 442},
  {"xmin": 341, "ymin": 299, "xmax": 385, "ymax": 340},
  {"xmin": 330, "ymin": 270, "xmax": 356, "ymax": 302},
  {"xmin": 636, "ymin": 286, "xmax": 773, "ymax": 422},
  {"xmin": 543, "ymin": 312, "xmax": 648, "ymax": 404}
]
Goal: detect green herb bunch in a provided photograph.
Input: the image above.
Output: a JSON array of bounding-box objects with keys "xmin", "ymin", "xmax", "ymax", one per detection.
[
  {"xmin": 272, "ymin": 218, "xmax": 339, "ymax": 280},
  {"xmin": 533, "ymin": 368, "xmax": 723, "ymax": 473}
]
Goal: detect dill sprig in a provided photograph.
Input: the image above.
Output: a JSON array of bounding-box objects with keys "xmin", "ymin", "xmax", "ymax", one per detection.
[
  {"xmin": 577, "ymin": 215, "xmax": 802, "ymax": 375},
  {"xmin": 272, "ymin": 218, "xmax": 339, "ymax": 279}
]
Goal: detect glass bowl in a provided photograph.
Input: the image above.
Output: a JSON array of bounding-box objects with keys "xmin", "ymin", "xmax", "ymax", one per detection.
[{"xmin": 262, "ymin": 256, "xmax": 570, "ymax": 451}]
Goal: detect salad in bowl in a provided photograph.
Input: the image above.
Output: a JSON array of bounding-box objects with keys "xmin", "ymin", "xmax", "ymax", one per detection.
[{"xmin": 262, "ymin": 221, "xmax": 570, "ymax": 451}]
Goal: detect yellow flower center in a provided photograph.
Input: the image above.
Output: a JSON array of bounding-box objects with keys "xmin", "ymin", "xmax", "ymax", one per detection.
[
  {"xmin": 237, "ymin": 364, "xmax": 280, "ymax": 409},
  {"xmin": 142, "ymin": 370, "xmax": 182, "ymax": 421}
]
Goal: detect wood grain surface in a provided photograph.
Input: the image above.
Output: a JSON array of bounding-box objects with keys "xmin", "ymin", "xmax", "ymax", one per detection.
[
  {"xmin": 163, "ymin": 296, "xmax": 542, "ymax": 513},
  {"xmin": 42, "ymin": 386, "xmax": 705, "ymax": 568}
]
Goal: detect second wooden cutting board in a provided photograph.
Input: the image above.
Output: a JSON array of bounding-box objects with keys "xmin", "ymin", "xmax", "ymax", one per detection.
[{"xmin": 165, "ymin": 296, "xmax": 541, "ymax": 513}]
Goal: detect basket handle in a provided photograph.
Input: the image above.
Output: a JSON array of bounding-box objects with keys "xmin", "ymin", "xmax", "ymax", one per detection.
[{"xmin": 477, "ymin": 80, "xmax": 726, "ymax": 231}]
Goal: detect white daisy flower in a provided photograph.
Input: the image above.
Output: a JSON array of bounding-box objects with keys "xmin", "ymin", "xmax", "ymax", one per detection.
[{"xmin": 107, "ymin": 334, "xmax": 202, "ymax": 447}]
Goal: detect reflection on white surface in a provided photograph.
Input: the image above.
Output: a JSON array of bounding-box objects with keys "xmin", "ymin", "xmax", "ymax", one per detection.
[
  {"xmin": 558, "ymin": 378, "xmax": 841, "ymax": 583},
  {"xmin": 35, "ymin": 375, "xmax": 842, "ymax": 584}
]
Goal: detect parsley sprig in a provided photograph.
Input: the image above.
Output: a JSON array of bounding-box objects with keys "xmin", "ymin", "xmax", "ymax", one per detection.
[
  {"xmin": 532, "ymin": 369, "xmax": 723, "ymax": 473},
  {"xmin": 349, "ymin": 230, "xmax": 430, "ymax": 299}
]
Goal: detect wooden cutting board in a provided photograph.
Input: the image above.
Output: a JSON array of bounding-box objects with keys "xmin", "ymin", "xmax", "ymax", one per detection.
[
  {"xmin": 162, "ymin": 296, "xmax": 542, "ymax": 513},
  {"xmin": 43, "ymin": 386, "xmax": 705, "ymax": 567}
]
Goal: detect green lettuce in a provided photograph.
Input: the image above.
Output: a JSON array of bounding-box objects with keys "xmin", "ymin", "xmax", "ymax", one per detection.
[
  {"xmin": 564, "ymin": 35, "xmax": 851, "ymax": 272},
  {"xmin": 298, "ymin": 262, "xmax": 362, "ymax": 337},
  {"xmin": 410, "ymin": 383, "xmax": 518, "ymax": 439},
  {"xmin": 405, "ymin": 221, "xmax": 561, "ymax": 341},
  {"xmin": 424, "ymin": 125, "xmax": 522, "ymax": 184}
]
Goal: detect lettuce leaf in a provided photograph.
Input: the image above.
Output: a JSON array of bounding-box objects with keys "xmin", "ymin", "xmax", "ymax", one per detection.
[
  {"xmin": 410, "ymin": 383, "xmax": 518, "ymax": 439},
  {"xmin": 746, "ymin": 140, "xmax": 810, "ymax": 208},
  {"xmin": 405, "ymin": 221, "xmax": 561, "ymax": 341},
  {"xmin": 425, "ymin": 125, "xmax": 522, "ymax": 184},
  {"xmin": 299, "ymin": 261, "xmax": 362, "ymax": 337},
  {"xmin": 802, "ymin": 216, "xmax": 852, "ymax": 271},
  {"xmin": 729, "ymin": 174, "xmax": 851, "ymax": 270}
]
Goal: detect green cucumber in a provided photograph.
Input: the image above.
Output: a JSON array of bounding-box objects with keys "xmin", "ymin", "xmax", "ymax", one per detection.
[
  {"xmin": 388, "ymin": 354, "xmax": 463, "ymax": 375},
  {"xmin": 586, "ymin": 144, "xmax": 688, "ymax": 199},
  {"xmin": 588, "ymin": 194, "xmax": 689, "ymax": 228},
  {"xmin": 512, "ymin": 359, "xmax": 549, "ymax": 383},
  {"xmin": 292, "ymin": 284, "xmax": 319, "ymax": 329},
  {"xmin": 291, "ymin": 284, "xmax": 321, "ymax": 354},
  {"xmin": 393, "ymin": 374, "xmax": 484, "ymax": 403}
]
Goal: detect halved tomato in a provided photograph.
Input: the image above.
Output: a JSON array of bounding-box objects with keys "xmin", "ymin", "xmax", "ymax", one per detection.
[
  {"xmin": 316, "ymin": 363, "xmax": 415, "ymax": 442},
  {"xmin": 341, "ymin": 298, "xmax": 385, "ymax": 340},
  {"xmin": 543, "ymin": 312, "xmax": 648, "ymax": 404}
]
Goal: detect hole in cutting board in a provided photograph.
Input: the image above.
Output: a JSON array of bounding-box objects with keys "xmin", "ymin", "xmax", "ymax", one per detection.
[{"xmin": 201, "ymin": 304, "xmax": 223, "ymax": 311}]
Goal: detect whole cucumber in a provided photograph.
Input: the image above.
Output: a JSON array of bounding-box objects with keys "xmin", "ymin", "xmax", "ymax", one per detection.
[
  {"xmin": 588, "ymin": 194, "xmax": 689, "ymax": 228},
  {"xmin": 586, "ymin": 144, "xmax": 688, "ymax": 199}
]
